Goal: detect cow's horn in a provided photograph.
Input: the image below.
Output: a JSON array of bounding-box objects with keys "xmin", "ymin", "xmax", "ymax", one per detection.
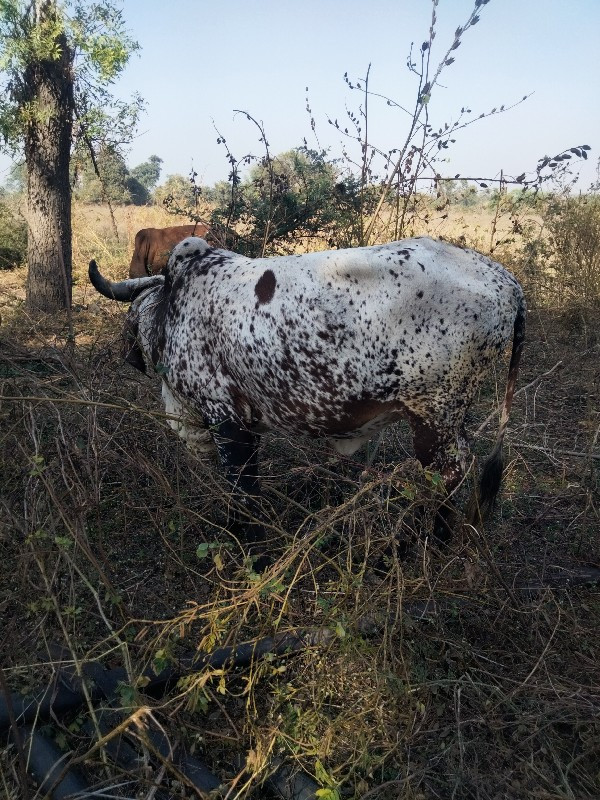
[{"xmin": 89, "ymin": 260, "xmax": 164, "ymax": 302}]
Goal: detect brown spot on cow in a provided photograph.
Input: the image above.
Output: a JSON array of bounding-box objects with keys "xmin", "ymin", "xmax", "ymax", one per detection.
[{"xmin": 255, "ymin": 269, "xmax": 277, "ymax": 305}]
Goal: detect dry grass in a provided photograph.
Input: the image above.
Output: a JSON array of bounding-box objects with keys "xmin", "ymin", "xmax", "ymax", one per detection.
[{"xmin": 0, "ymin": 206, "xmax": 599, "ymax": 799}]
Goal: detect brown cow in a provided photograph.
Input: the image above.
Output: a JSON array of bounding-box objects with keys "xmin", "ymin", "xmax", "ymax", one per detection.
[{"xmin": 129, "ymin": 224, "xmax": 210, "ymax": 277}]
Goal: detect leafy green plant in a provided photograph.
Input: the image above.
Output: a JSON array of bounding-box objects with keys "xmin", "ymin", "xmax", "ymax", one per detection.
[{"xmin": 207, "ymin": 138, "xmax": 369, "ymax": 256}]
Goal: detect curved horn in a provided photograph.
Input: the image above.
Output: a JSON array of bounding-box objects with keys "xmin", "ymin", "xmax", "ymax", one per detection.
[{"xmin": 89, "ymin": 260, "xmax": 164, "ymax": 302}]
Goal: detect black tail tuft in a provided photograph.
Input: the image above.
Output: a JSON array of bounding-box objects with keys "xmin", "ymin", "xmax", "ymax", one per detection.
[
  {"xmin": 472, "ymin": 441, "xmax": 504, "ymax": 524},
  {"xmin": 466, "ymin": 439, "xmax": 505, "ymax": 527}
]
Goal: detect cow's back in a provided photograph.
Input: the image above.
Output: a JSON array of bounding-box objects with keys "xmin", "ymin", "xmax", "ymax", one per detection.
[{"xmin": 158, "ymin": 237, "xmax": 523, "ymax": 439}]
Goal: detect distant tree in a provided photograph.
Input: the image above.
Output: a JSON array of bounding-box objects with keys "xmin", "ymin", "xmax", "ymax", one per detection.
[
  {"xmin": 433, "ymin": 178, "xmax": 478, "ymax": 208},
  {"xmin": 0, "ymin": 0, "xmax": 140, "ymax": 312},
  {"xmin": 508, "ymin": 188, "xmax": 542, "ymax": 209},
  {"xmin": 3, "ymin": 161, "xmax": 26, "ymax": 194},
  {"xmin": 154, "ymin": 173, "xmax": 198, "ymax": 208},
  {"xmin": 0, "ymin": 197, "xmax": 27, "ymax": 269},
  {"xmin": 74, "ymin": 145, "xmax": 132, "ymax": 204},
  {"xmin": 203, "ymin": 180, "xmax": 231, "ymax": 207},
  {"xmin": 458, "ymin": 181, "xmax": 480, "ymax": 208},
  {"xmin": 125, "ymin": 175, "xmax": 148, "ymax": 205},
  {"xmin": 129, "ymin": 155, "xmax": 162, "ymax": 197},
  {"xmin": 74, "ymin": 153, "xmax": 162, "ymax": 205}
]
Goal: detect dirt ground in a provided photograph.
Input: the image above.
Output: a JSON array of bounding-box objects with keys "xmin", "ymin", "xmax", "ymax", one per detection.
[{"xmin": 0, "ymin": 245, "xmax": 599, "ymax": 799}]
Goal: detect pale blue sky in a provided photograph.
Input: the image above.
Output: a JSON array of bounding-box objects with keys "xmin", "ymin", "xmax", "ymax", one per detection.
[{"xmin": 2, "ymin": 0, "xmax": 599, "ymax": 189}]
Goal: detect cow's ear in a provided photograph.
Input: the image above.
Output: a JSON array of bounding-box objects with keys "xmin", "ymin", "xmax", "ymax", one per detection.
[{"xmin": 122, "ymin": 317, "xmax": 146, "ymax": 373}]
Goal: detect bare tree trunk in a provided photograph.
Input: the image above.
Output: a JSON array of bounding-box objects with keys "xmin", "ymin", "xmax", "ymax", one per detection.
[{"xmin": 24, "ymin": 0, "xmax": 74, "ymax": 313}]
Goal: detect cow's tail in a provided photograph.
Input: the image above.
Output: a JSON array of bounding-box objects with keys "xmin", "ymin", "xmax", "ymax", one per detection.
[{"xmin": 468, "ymin": 294, "xmax": 526, "ymax": 525}]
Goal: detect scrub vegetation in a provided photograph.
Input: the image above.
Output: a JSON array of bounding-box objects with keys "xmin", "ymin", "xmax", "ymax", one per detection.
[{"xmin": 0, "ymin": 187, "xmax": 599, "ymax": 800}]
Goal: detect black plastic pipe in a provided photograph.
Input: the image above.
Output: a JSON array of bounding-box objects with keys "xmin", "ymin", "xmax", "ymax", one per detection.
[
  {"xmin": 0, "ymin": 680, "xmax": 90, "ymax": 733},
  {"xmin": 0, "ymin": 631, "xmax": 316, "ymax": 735},
  {"xmin": 0, "ymin": 629, "xmax": 342, "ymax": 799},
  {"xmin": 14, "ymin": 725, "xmax": 91, "ymax": 800},
  {"xmin": 75, "ymin": 658, "xmax": 223, "ymax": 795},
  {"xmin": 266, "ymin": 757, "xmax": 320, "ymax": 800}
]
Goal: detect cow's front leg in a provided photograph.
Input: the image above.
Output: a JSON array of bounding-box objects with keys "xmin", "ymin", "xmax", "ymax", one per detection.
[{"xmin": 211, "ymin": 420, "xmax": 269, "ymax": 566}]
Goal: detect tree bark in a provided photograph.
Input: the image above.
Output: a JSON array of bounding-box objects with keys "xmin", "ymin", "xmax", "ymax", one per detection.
[{"xmin": 24, "ymin": 1, "xmax": 74, "ymax": 313}]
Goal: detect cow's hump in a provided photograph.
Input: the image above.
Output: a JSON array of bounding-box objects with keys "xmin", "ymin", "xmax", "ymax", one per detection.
[{"xmin": 166, "ymin": 237, "xmax": 212, "ymax": 282}]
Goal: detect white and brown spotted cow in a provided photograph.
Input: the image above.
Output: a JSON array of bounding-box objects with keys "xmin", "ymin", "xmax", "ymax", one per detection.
[{"xmin": 90, "ymin": 236, "xmax": 525, "ymax": 560}]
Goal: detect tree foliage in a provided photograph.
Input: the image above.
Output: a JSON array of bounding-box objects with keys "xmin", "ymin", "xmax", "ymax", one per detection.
[
  {"xmin": 3, "ymin": 160, "xmax": 25, "ymax": 192},
  {"xmin": 154, "ymin": 172, "xmax": 199, "ymax": 209},
  {"xmin": 74, "ymin": 144, "xmax": 129, "ymax": 203},
  {"xmin": 74, "ymin": 151, "xmax": 162, "ymax": 205},
  {"xmin": 205, "ymin": 147, "xmax": 377, "ymax": 257},
  {"xmin": 128, "ymin": 154, "xmax": 162, "ymax": 202},
  {"xmin": 0, "ymin": 0, "xmax": 142, "ymax": 157},
  {"xmin": 0, "ymin": 0, "xmax": 141, "ymax": 310}
]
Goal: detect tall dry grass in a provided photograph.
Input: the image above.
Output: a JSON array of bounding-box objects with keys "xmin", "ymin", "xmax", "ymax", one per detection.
[{"xmin": 0, "ymin": 199, "xmax": 599, "ymax": 799}]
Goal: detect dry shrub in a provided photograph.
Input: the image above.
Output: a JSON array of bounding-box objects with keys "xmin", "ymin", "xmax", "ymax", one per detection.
[
  {"xmin": 513, "ymin": 194, "xmax": 600, "ymax": 311},
  {"xmin": 0, "ymin": 198, "xmax": 26, "ymax": 271},
  {"xmin": 544, "ymin": 194, "xmax": 600, "ymax": 307}
]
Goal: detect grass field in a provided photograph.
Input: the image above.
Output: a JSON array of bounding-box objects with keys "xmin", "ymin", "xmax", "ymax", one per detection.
[{"xmin": 0, "ymin": 205, "xmax": 599, "ymax": 799}]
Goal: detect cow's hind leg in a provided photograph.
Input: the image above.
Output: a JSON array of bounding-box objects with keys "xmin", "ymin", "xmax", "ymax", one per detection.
[
  {"xmin": 211, "ymin": 420, "xmax": 269, "ymax": 567},
  {"xmin": 410, "ymin": 417, "xmax": 467, "ymax": 542}
]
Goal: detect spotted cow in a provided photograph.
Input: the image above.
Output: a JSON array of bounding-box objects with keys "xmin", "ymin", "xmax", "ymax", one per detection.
[
  {"xmin": 128, "ymin": 224, "xmax": 211, "ymax": 277},
  {"xmin": 90, "ymin": 236, "xmax": 526, "ymax": 560}
]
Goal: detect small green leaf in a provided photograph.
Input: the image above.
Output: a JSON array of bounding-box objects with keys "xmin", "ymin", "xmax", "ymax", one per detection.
[
  {"xmin": 197, "ymin": 541, "xmax": 220, "ymax": 560},
  {"xmin": 314, "ymin": 759, "xmax": 339, "ymax": 796},
  {"xmin": 153, "ymin": 648, "xmax": 170, "ymax": 674},
  {"xmin": 196, "ymin": 542, "xmax": 209, "ymax": 559},
  {"xmin": 106, "ymin": 591, "xmax": 122, "ymax": 606},
  {"xmin": 316, "ymin": 790, "xmax": 340, "ymax": 800},
  {"xmin": 429, "ymin": 471, "xmax": 443, "ymax": 487},
  {"xmin": 54, "ymin": 730, "xmax": 68, "ymax": 751},
  {"xmin": 30, "ymin": 455, "xmax": 46, "ymax": 476},
  {"xmin": 118, "ymin": 682, "xmax": 136, "ymax": 708}
]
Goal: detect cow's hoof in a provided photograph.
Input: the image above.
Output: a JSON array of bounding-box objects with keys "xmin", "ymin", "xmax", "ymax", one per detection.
[
  {"xmin": 432, "ymin": 512, "xmax": 453, "ymax": 544},
  {"xmin": 252, "ymin": 554, "xmax": 273, "ymax": 575},
  {"xmin": 248, "ymin": 550, "xmax": 272, "ymax": 573},
  {"xmin": 241, "ymin": 520, "xmax": 268, "ymax": 545}
]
